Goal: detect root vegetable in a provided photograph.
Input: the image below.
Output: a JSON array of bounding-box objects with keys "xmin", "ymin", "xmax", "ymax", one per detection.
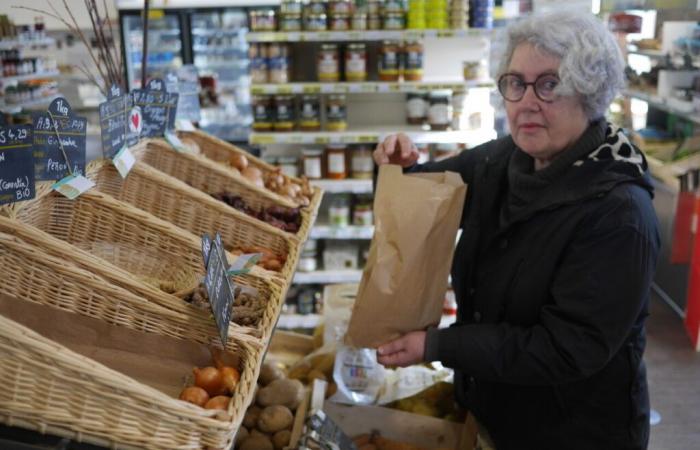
[
  {"xmin": 242, "ymin": 167, "xmax": 264, "ymax": 188},
  {"xmin": 179, "ymin": 386, "xmax": 209, "ymax": 407},
  {"xmin": 204, "ymin": 395, "xmax": 231, "ymax": 411},
  {"xmin": 220, "ymin": 366, "xmax": 241, "ymax": 393},
  {"xmin": 256, "ymin": 378, "xmax": 304, "ymax": 410},
  {"xmin": 193, "ymin": 366, "xmax": 225, "ymax": 396},
  {"xmin": 259, "ymin": 360, "xmax": 286, "ymax": 386},
  {"xmin": 240, "ymin": 434, "xmax": 274, "ymax": 450},
  {"xmin": 230, "ymin": 153, "xmax": 249, "ymax": 171},
  {"xmin": 272, "ymin": 430, "xmax": 291, "ymax": 450},
  {"xmin": 243, "ymin": 405, "xmax": 262, "ymax": 429},
  {"xmin": 234, "ymin": 426, "xmax": 249, "ymax": 447},
  {"xmin": 257, "ymin": 405, "xmax": 294, "ymax": 433}
]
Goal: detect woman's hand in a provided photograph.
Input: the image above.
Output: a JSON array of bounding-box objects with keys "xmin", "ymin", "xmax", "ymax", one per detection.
[
  {"xmin": 374, "ymin": 133, "xmax": 420, "ymax": 167},
  {"xmin": 376, "ymin": 331, "xmax": 426, "ymax": 367}
]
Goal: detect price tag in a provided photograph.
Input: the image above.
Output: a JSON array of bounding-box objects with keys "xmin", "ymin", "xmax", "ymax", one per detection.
[
  {"xmin": 166, "ymin": 67, "xmax": 201, "ymax": 123},
  {"xmin": 113, "ymin": 145, "xmax": 135, "ymax": 178},
  {"xmin": 321, "ymin": 84, "xmax": 337, "ymax": 94},
  {"xmin": 202, "ymin": 232, "xmax": 236, "ymax": 346},
  {"xmin": 0, "ymin": 120, "xmax": 34, "ymax": 205},
  {"xmin": 99, "ymin": 84, "xmax": 129, "ymax": 160},
  {"xmin": 130, "ymin": 78, "xmax": 179, "ymax": 138},
  {"xmin": 227, "ymin": 253, "xmax": 261, "ymax": 276},
  {"xmin": 52, "ymin": 172, "xmax": 95, "ymax": 200},
  {"xmin": 33, "ymin": 97, "xmax": 87, "ymax": 181},
  {"xmin": 302, "ymin": 85, "xmax": 321, "ymax": 94},
  {"xmin": 314, "ymin": 136, "xmax": 330, "ymax": 145}
]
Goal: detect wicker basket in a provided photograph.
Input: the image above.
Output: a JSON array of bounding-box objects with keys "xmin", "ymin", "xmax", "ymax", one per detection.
[
  {"xmin": 132, "ymin": 139, "xmax": 322, "ymax": 242},
  {"xmin": 1, "ymin": 183, "xmax": 285, "ymax": 343},
  {"xmin": 85, "ymin": 159, "xmax": 300, "ymax": 285},
  {"xmin": 0, "ymin": 280, "xmax": 260, "ymax": 450}
]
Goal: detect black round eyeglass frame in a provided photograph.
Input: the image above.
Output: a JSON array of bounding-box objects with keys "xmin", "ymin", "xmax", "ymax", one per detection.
[{"xmin": 497, "ymin": 73, "xmax": 558, "ymax": 103}]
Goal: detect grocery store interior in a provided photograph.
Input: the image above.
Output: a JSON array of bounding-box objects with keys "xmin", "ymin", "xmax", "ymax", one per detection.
[{"xmin": 0, "ymin": 0, "xmax": 699, "ymax": 449}]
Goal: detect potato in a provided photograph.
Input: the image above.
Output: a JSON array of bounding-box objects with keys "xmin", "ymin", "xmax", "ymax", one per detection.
[
  {"xmin": 259, "ymin": 360, "xmax": 286, "ymax": 386},
  {"xmin": 234, "ymin": 427, "xmax": 249, "ymax": 447},
  {"xmin": 257, "ymin": 405, "xmax": 294, "ymax": 433},
  {"xmin": 257, "ymin": 378, "xmax": 305, "ymax": 410},
  {"xmin": 272, "ymin": 429, "xmax": 292, "ymax": 450},
  {"xmin": 242, "ymin": 405, "xmax": 262, "ymax": 429},
  {"xmin": 239, "ymin": 434, "xmax": 273, "ymax": 450}
]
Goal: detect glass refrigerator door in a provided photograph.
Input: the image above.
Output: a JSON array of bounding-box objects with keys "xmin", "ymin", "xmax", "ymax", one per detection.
[
  {"xmin": 191, "ymin": 10, "xmax": 251, "ymax": 142},
  {"xmin": 122, "ymin": 12, "xmax": 184, "ymax": 90}
]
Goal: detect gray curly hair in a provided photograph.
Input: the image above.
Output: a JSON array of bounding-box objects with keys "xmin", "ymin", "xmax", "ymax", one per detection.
[{"xmin": 498, "ymin": 11, "xmax": 626, "ymax": 120}]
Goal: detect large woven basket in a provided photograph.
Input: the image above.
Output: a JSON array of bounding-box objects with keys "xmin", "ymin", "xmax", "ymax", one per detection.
[
  {"xmin": 85, "ymin": 159, "xmax": 300, "ymax": 284},
  {"xmin": 132, "ymin": 139, "xmax": 321, "ymax": 242},
  {"xmin": 1, "ymin": 183, "xmax": 285, "ymax": 343}
]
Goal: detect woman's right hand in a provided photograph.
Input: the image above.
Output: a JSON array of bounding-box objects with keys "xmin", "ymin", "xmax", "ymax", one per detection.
[{"xmin": 374, "ymin": 133, "xmax": 419, "ymax": 167}]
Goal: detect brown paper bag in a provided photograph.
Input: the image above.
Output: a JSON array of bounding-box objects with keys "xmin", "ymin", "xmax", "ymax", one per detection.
[{"xmin": 345, "ymin": 164, "xmax": 467, "ymax": 348}]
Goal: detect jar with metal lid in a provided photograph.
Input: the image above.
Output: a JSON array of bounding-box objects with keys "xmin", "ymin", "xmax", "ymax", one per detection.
[
  {"xmin": 351, "ymin": 146, "xmax": 374, "ymax": 179},
  {"xmin": 248, "ymin": 43, "xmax": 263, "ymax": 59},
  {"xmin": 280, "ymin": 0, "xmax": 303, "ymax": 16},
  {"xmin": 268, "ymin": 57, "xmax": 290, "ymax": 83},
  {"xmin": 402, "ymin": 41, "xmax": 423, "ymax": 81},
  {"xmin": 266, "ymin": 43, "xmax": 288, "ymax": 59},
  {"xmin": 344, "ymin": 43, "xmax": 367, "ymax": 82},
  {"xmin": 274, "ymin": 95, "xmax": 296, "ymax": 131},
  {"xmin": 325, "ymin": 144, "xmax": 347, "ymax": 180},
  {"xmin": 252, "ymin": 95, "xmax": 274, "ymax": 131},
  {"xmin": 317, "ymin": 44, "xmax": 340, "ymax": 82},
  {"xmin": 382, "ymin": 12, "xmax": 405, "ymax": 30},
  {"xmin": 305, "ymin": 0, "xmax": 327, "ymax": 16},
  {"xmin": 406, "ymin": 92, "xmax": 428, "ymax": 125},
  {"xmin": 329, "ymin": 0, "xmax": 353, "ymax": 16},
  {"xmin": 325, "ymin": 94, "xmax": 347, "ymax": 131},
  {"xmin": 351, "ymin": 12, "xmax": 368, "ymax": 30},
  {"xmin": 329, "ymin": 14, "xmax": 350, "ymax": 31},
  {"xmin": 278, "ymin": 156, "xmax": 299, "ymax": 178},
  {"xmin": 329, "ymin": 195, "xmax": 351, "ymax": 227},
  {"xmin": 250, "ymin": 57, "xmax": 268, "ymax": 83},
  {"xmin": 382, "ymin": 0, "xmax": 405, "ymax": 14},
  {"xmin": 463, "ymin": 59, "xmax": 488, "ymax": 81},
  {"xmin": 279, "ymin": 14, "xmax": 302, "ymax": 31},
  {"xmin": 367, "ymin": 0, "xmax": 382, "ymax": 15},
  {"xmin": 353, "ymin": 196, "xmax": 373, "ymax": 226},
  {"xmin": 368, "ymin": 14, "xmax": 382, "ymax": 29},
  {"xmin": 428, "ymin": 90, "xmax": 453, "ymax": 131},
  {"xmin": 302, "ymin": 149, "xmax": 323, "ymax": 179},
  {"xmin": 379, "ymin": 41, "xmax": 400, "ymax": 82},
  {"xmin": 305, "ymin": 13, "xmax": 328, "ymax": 31},
  {"xmin": 249, "ymin": 9, "xmax": 276, "ymax": 32},
  {"xmin": 300, "ymin": 94, "xmax": 321, "ymax": 131}
]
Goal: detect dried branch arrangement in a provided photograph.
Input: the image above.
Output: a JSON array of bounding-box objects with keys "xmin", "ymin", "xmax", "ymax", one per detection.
[{"xmin": 14, "ymin": 0, "xmax": 124, "ymax": 96}]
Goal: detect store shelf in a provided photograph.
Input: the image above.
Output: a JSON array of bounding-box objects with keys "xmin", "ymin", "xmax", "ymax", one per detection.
[
  {"xmin": 0, "ymin": 94, "xmax": 60, "ymax": 114},
  {"xmin": 247, "ymin": 28, "xmax": 492, "ymax": 43},
  {"xmin": 250, "ymin": 79, "xmax": 494, "ymax": 95},
  {"xmin": 0, "ymin": 70, "xmax": 60, "ymax": 84},
  {"xmin": 250, "ymin": 126, "xmax": 496, "ymax": 145},
  {"xmin": 0, "ymin": 37, "xmax": 56, "ymax": 50},
  {"xmin": 293, "ymin": 269, "xmax": 363, "ymax": 284},
  {"xmin": 276, "ymin": 313, "xmax": 322, "ymax": 329},
  {"xmin": 310, "ymin": 225, "xmax": 374, "ymax": 239},
  {"xmin": 310, "ymin": 178, "xmax": 373, "ymax": 194},
  {"xmin": 623, "ymin": 88, "xmax": 700, "ymax": 125}
]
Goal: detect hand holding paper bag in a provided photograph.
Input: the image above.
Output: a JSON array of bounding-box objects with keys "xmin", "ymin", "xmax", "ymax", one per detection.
[{"xmin": 345, "ymin": 165, "xmax": 467, "ymax": 349}]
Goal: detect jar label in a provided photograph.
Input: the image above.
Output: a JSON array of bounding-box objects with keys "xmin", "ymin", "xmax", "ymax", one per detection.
[
  {"xmin": 254, "ymin": 104, "xmax": 271, "ymax": 121},
  {"xmin": 346, "ymin": 55, "xmax": 366, "ymax": 76},
  {"xmin": 328, "ymin": 153, "xmax": 346, "ymax": 174},
  {"xmin": 406, "ymin": 97, "xmax": 428, "ymax": 118},
  {"xmin": 302, "ymin": 102, "xmax": 319, "ymax": 120},
  {"xmin": 327, "ymin": 104, "xmax": 346, "ymax": 121},
  {"xmin": 428, "ymin": 104, "xmax": 450, "ymax": 125},
  {"xmin": 352, "ymin": 155, "xmax": 374, "ymax": 173},
  {"xmin": 276, "ymin": 104, "xmax": 293, "ymax": 121},
  {"xmin": 304, "ymin": 158, "xmax": 322, "ymax": 179},
  {"xmin": 405, "ymin": 51, "xmax": 423, "ymax": 70}
]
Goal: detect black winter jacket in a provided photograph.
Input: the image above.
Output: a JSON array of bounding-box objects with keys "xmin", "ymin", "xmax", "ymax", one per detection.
[{"xmin": 415, "ymin": 122, "xmax": 660, "ymax": 450}]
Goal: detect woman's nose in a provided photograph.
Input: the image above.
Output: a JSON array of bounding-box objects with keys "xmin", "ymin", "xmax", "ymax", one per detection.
[{"xmin": 518, "ymin": 85, "xmax": 542, "ymax": 110}]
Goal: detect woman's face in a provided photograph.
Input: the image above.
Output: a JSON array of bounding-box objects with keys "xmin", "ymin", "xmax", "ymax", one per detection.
[{"xmin": 504, "ymin": 43, "xmax": 589, "ymax": 166}]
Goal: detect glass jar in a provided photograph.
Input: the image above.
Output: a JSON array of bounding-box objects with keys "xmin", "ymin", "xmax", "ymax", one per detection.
[
  {"xmin": 279, "ymin": 14, "xmax": 302, "ymax": 31},
  {"xmin": 463, "ymin": 59, "xmax": 488, "ymax": 81},
  {"xmin": 344, "ymin": 43, "xmax": 367, "ymax": 82},
  {"xmin": 300, "ymin": 94, "xmax": 321, "ymax": 131},
  {"xmin": 353, "ymin": 196, "xmax": 373, "ymax": 225},
  {"xmin": 249, "ymin": 9, "xmax": 276, "ymax": 32},
  {"xmin": 367, "ymin": 0, "xmax": 382, "ymax": 15},
  {"xmin": 368, "ymin": 14, "xmax": 382, "ymax": 29},
  {"xmin": 329, "ymin": 0, "xmax": 353, "ymax": 16},
  {"xmin": 325, "ymin": 94, "xmax": 347, "ymax": 131},
  {"xmin": 329, "ymin": 196, "xmax": 351, "ymax": 227},
  {"xmin": 351, "ymin": 12, "xmax": 368, "ymax": 30},
  {"xmin": 382, "ymin": 0, "xmax": 405, "ymax": 14},
  {"xmin": 351, "ymin": 146, "xmax": 374, "ymax": 179},
  {"xmin": 325, "ymin": 144, "xmax": 347, "ymax": 180},
  {"xmin": 305, "ymin": 13, "xmax": 328, "ymax": 31},
  {"xmin": 274, "ymin": 95, "xmax": 296, "ymax": 131},
  {"xmin": 329, "ymin": 14, "xmax": 351, "ymax": 31},
  {"xmin": 302, "ymin": 149, "xmax": 323, "ymax": 179},
  {"xmin": 402, "ymin": 41, "xmax": 423, "ymax": 81},
  {"xmin": 317, "ymin": 44, "xmax": 340, "ymax": 82},
  {"xmin": 250, "ymin": 57, "xmax": 268, "ymax": 83},
  {"xmin": 379, "ymin": 41, "xmax": 400, "ymax": 82},
  {"xmin": 278, "ymin": 156, "xmax": 299, "ymax": 178},
  {"xmin": 266, "ymin": 43, "xmax": 287, "ymax": 59},
  {"xmin": 252, "ymin": 95, "xmax": 273, "ymax": 131},
  {"xmin": 298, "ymin": 250, "xmax": 318, "ymax": 272},
  {"xmin": 382, "ymin": 12, "xmax": 405, "ymax": 30},
  {"xmin": 428, "ymin": 90, "xmax": 452, "ymax": 131},
  {"xmin": 406, "ymin": 92, "xmax": 428, "ymax": 125},
  {"xmin": 305, "ymin": 0, "xmax": 327, "ymax": 16},
  {"xmin": 281, "ymin": 0, "xmax": 303, "ymax": 16},
  {"xmin": 268, "ymin": 57, "xmax": 290, "ymax": 83}
]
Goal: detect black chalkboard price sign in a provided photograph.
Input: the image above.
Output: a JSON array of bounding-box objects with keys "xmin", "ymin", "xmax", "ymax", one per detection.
[
  {"xmin": 130, "ymin": 78, "xmax": 179, "ymax": 138},
  {"xmin": 32, "ymin": 97, "xmax": 87, "ymax": 181},
  {"xmin": 202, "ymin": 232, "xmax": 236, "ymax": 346},
  {"xmin": 99, "ymin": 85, "xmax": 130, "ymax": 159},
  {"xmin": 0, "ymin": 120, "xmax": 35, "ymax": 205}
]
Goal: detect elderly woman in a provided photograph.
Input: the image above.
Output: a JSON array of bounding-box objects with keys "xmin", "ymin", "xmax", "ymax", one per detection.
[{"xmin": 373, "ymin": 11, "xmax": 660, "ymax": 450}]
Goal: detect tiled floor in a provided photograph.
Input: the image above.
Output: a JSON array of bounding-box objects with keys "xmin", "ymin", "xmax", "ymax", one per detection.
[{"xmin": 646, "ymin": 293, "xmax": 700, "ymax": 450}]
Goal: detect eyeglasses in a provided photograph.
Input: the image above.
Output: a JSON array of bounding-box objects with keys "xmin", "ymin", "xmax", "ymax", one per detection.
[{"xmin": 498, "ymin": 73, "xmax": 560, "ymax": 103}]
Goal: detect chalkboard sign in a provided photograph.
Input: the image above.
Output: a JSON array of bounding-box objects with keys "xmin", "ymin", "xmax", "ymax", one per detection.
[
  {"xmin": 166, "ymin": 67, "xmax": 201, "ymax": 123},
  {"xmin": 201, "ymin": 232, "xmax": 213, "ymax": 268},
  {"xmin": 131, "ymin": 78, "xmax": 179, "ymax": 138},
  {"xmin": 32, "ymin": 98, "xmax": 87, "ymax": 181},
  {"xmin": 0, "ymin": 122, "xmax": 35, "ymax": 205},
  {"xmin": 99, "ymin": 85, "xmax": 130, "ymax": 159},
  {"xmin": 203, "ymin": 232, "xmax": 236, "ymax": 346}
]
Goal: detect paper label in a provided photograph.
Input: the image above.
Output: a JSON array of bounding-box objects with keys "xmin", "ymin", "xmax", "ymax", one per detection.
[
  {"xmin": 52, "ymin": 173, "xmax": 95, "ymax": 199},
  {"xmin": 113, "ymin": 146, "xmax": 135, "ymax": 178},
  {"xmin": 227, "ymin": 253, "xmax": 261, "ymax": 276}
]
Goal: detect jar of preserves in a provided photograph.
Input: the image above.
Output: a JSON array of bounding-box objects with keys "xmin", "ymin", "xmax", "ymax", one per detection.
[
  {"xmin": 463, "ymin": 59, "xmax": 488, "ymax": 81},
  {"xmin": 325, "ymin": 144, "xmax": 347, "ymax": 179},
  {"xmin": 351, "ymin": 146, "xmax": 374, "ymax": 179},
  {"xmin": 329, "ymin": 14, "xmax": 351, "ymax": 31},
  {"xmin": 367, "ymin": 0, "xmax": 382, "ymax": 15},
  {"xmin": 305, "ymin": 0, "xmax": 327, "ymax": 16},
  {"xmin": 329, "ymin": 0, "xmax": 353, "ymax": 16},
  {"xmin": 279, "ymin": 14, "xmax": 302, "ymax": 31},
  {"xmin": 317, "ymin": 44, "xmax": 340, "ymax": 82},
  {"xmin": 250, "ymin": 57, "xmax": 268, "ymax": 83},
  {"xmin": 305, "ymin": 13, "xmax": 327, "ymax": 31},
  {"xmin": 274, "ymin": 95, "xmax": 296, "ymax": 131},
  {"xmin": 329, "ymin": 195, "xmax": 351, "ymax": 227},
  {"xmin": 249, "ymin": 9, "xmax": 276, "ymax": 32},
  {"xmin": 344, "ymin": 43, "xmax": 367, "ymax": 82},
  {"xmin": 382, "ymin": 0, "xmax": 405, "ymax": 14},
  {"xmin": 266, "ymin": 43, "xmax": 287, "ymax": 59},
  {"xmin": 368, "ymin": 14, "xmax": 382, "ymax": 29},
  {"xmin": 280, "ymin": 0, "xmax": 303, "ymax": 16},
  {"xmin": 402, "ymin": 41, "xmax": 423, "ymax": 81},
  {"xmin": 379, "ymin": 41, "xmax": 400, "ymax": 82},
  {"xmin": 353, "ymin": 196, "xmax": 373, "ymax": 225},
  {"xmin": 325, "ymin": 94, "xmax": 347, "ymax": 131},
  {"xmin": 351, "ymin": 12, "xmax": 368, "ymax": 30},
  {"xmin": 268, "ymin": 57, "xmax": 290, "ymax": 83},
  {"xmin": 382, "ymin": 12, "xmax": 405, "ymax": 30},
  {"xmin": 406, "ymin": 92, "xmax": 428, "ymax": 125},
  {"xmin": 300, "ymin": 94, "xmax": 321, "ymax": 131},
  {"xmin": 252, "ymin": 95, "xmax": 274, "ymax": 131},
  {"xmin": 278, "ymin": 156, "xmax": 299, "ymax": 178},
  {"xmin": 428, "ymin": 90, "xmax": 453, "ymax": 131},
  {"xmin": 302, "ymin": 149, "xmax": 323, "ymax": 179}
]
